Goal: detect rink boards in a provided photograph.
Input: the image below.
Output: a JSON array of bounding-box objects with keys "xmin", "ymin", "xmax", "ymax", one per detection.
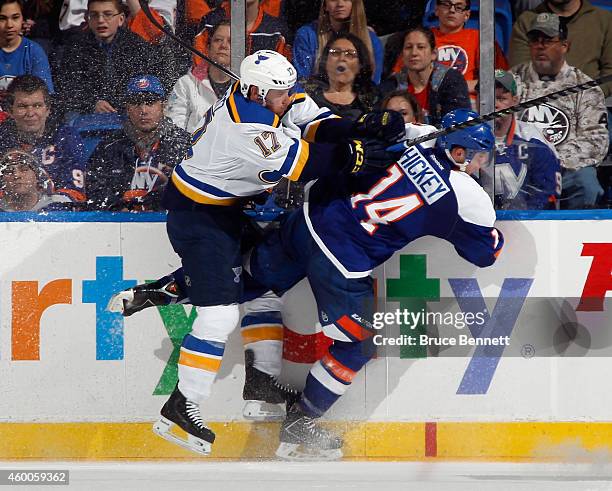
[{"xmin": 0, "ymin": 211, "xmax": 611, "ymax": 460}]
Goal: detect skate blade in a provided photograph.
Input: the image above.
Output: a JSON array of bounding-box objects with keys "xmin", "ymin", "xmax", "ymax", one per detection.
[
  {"xmin": 243, "ymin": 401, "xmax": 285, "ymax": 421},
  {"xmin": 153, "ymin": 417, "xmax": 212, "ymax": 456},
  {"xmin": 275, "ymin": 442, "xmax": 342, "ymax": 461},
  {"xmin": 106, "ymin": 290, "xmax": 133, "ymax": 315}
]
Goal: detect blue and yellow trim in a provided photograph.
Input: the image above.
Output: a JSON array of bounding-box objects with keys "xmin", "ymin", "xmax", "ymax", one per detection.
[
  {"xmin": 226, "ymin": 82, "xmax": 281, "ymax": 127},
  {"xmin": 303, "ymin": 111, "xmax": 338, "ymax": 142},
  {"xmin": 178, "ymin": 347, "xmax": 222, "ymax": 373},
  {"xmin": 276, "ymin": 139, "xmax": 310, "ymax": 182}
]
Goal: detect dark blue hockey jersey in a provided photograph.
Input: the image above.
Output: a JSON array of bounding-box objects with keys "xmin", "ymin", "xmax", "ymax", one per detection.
[
  {"xmin": 494, "ymin": 119, "xmax": 561, "ymax": 210},
  {"xmin": 304, "ymin": 145, "xmax": 504, "ymax": 278}
]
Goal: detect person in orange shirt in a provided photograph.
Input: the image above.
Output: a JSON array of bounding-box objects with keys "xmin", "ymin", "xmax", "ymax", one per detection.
[
  {"xmin": 192, "ymin": 0, "xmax": 290, "ymax": 67},
  {"xmin": 389, "ymin": 0, "xmax": 508, "ymax": 98},
  {"xmin": 431, "ymin": 0, "xmax": 508, "ymax": 95}
]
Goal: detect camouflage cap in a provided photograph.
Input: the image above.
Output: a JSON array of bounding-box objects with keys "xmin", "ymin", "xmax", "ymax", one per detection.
[{"xmin": 527, "ymin": 13, "xmax": 568, "ymax": 39}]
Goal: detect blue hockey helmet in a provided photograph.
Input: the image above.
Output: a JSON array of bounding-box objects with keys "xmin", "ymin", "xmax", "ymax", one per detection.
[{"xmin": 436, "ymin": 109, "xmax": 495, "ymax": 171}]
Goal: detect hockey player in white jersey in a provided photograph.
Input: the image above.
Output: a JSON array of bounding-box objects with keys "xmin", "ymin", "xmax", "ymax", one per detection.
[
  {"xmin": 110, "ymin": 108, "xmax": 504, "ymax": 460},
  {"xmin": 110, "ymin": 49, "xmax": 405, "ymax": 456}
]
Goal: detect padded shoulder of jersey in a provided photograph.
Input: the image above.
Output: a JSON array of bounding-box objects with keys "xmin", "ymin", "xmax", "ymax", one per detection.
[
  {"xmin": 225, "ymin": 83, "xmax": 281, "ymax": 127},
  {"xmin": 450, "ymin": 171, "xmax": 496, "ymax": 227}
]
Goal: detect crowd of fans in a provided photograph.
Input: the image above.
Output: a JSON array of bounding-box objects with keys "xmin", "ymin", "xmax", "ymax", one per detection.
[{"xmin": 0, "ymin": 0, "xmax": 611, "ymax": 212}]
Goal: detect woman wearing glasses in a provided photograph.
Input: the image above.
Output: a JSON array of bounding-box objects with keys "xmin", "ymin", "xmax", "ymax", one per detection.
[
  {"xmin": 380, "ymin": 25, "xmax": 470, "ymax": 127},
  {"xmin": 303, "ymin": 32, "xmax": 379, "ymax": 120},
  {"xmin": 293, "ymin": 0, "xmax": 383, "ymax": 84}
]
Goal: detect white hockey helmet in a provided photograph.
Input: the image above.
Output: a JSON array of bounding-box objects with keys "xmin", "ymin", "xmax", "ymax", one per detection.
[{"xmin": 239, "ymin": 50, "xmax": 297, "ymax": 100}]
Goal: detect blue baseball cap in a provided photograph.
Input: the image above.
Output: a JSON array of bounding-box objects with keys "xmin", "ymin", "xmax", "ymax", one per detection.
[{"xmin": 126, "ymin": 75, "xmax": 165, "ymax": 99}]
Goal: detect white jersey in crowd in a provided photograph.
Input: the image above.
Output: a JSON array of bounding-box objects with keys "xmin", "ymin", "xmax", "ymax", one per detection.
[{"xmin": 171, "ymin": 83, "xmax": 335, "ymax": 205}]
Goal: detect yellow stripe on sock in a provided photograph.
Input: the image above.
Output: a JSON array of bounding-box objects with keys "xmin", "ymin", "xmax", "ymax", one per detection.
[
  {"xmin": 178, "ymin": 349, "xmax": 221, "ymax": 372},
  {"xmin": 241, "ymin": 325, "xmax": 284, "ymax": 344}
]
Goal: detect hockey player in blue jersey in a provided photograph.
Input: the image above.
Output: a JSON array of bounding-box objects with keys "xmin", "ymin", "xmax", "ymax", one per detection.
[
  {"xmin": 109, "ymin": 49, "xmax": 405, "ymax": 456},
  {"xmin": 109, "ymin": 108, "xmax": 504, "ymax": 459},
  {"xmin": 246, "ymin": 108, "xmax": 504, "ymax": 460},
  {"xmin": 485, "ymin": 70, "xmax": 562, "ymax": 209}
]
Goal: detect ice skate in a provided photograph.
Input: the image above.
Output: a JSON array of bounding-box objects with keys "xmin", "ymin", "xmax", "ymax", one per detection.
[
  {"xmin": 153, "ymin": 385, "xmax": 215, "ymax": 456},
  {"xmin": 275, "ymin": 403, "xmax": 343, "ymax": 461},
  {"xmin": 107, "ymin": 278, "xmax": 180, "ymax": 316},
  {"xmin": 242, "ymin": 349, "xmax": 300, "ymax": 421}
]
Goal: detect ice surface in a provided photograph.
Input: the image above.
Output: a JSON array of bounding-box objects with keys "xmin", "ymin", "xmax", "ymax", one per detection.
[{"xmin": 2, "ymin": 461, "xmax": 612, "ymax": 491}]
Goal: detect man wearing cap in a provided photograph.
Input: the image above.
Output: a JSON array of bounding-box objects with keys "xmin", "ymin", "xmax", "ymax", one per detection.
[
  {"xmin": 512, "ymin": 13, "xmax": 608, "ymax": 209},
  {"xmin": 486, "ymin": 69, "xmax": 561, "ymax": 209},
  {"xmin": 509, "ymin": 0, "xmax": 612, "ymax": 98},
  {"xmin": 86, "ymin": 75, "xmax": 190, "ymax": 210}
]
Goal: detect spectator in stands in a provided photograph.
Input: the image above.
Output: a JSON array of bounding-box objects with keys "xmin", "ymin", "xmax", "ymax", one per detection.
[
  {"xmin": 87, "ymin": 75, "xmax": 190, "ymax": 211},
  {"xmin": 483, "ymin": 69, "xmax": 561, "ymax": 209},
  {"xmin": 166, "ymin": 20, "xmax": 231, "ymax": 133},
  {"xmin": 0, "ymin": 75, "xmax": 87, "ymax": 203},
  {"xmin": 193, "ymin": 0, "xmax": 290, "ymax": 66},
  {"xmin": 56, "ymin": 0, "xmax": 165, "ymax": 116},
  {"xmin": 293, "ymin": 0, "xmax": 383, "ymax": 84},
  {"xmin": 513, "ymin": 14, "xmax": 608, "ymax": 208},
  {"xmin": 0, "ymin": 0, "xmax": 54, "ymax": 110},
  {"xmin": 385, "ymin": 0, "xmax": 508, "ymax": 103},
  {"xmin": 431, "ymin": 0, "xmax": 508, "ymax": 96},
  {"xmin": 302, "ymin": 32, "xmax": 379, "ymax": 120},
  {"xmin": 381, "ymin": 90, "xmax": 423, "ymax": 123},
  {"xmin": 510, "ymin": 0, "xmax": 612, "ymax": 97},
  {"xmin": 380, "ymin": 26, "xmax": 470, "ymax": 127},
  {"xmin": 381, "ymin": 90, "xmax": 438, "ymax": 148},
  {"xmin": 0, "ymin": 149, "xmax": 73, "ymax": 211}
]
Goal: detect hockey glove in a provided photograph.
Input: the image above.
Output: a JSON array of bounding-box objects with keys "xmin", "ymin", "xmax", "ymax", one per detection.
[
  {"xmin": 353, "ymin": 110, "xmax": 405, "ymax": 143},
  {"xmin": 345, "ymin": 139, "xmax": 402, "ymax": 175}
]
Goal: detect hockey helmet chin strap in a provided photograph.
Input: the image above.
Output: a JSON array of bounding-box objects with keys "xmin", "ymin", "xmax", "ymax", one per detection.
[{"xmin": 445, "ymin": 148, "xmax": 492, "ymax": 173}]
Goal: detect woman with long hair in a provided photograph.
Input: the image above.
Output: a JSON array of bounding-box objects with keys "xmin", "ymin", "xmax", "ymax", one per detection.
[
  {"xmin": 293, "ymin": 0, "xmax": 383, "ymax": 84},
  {"xmin": 380, "ymin": 25, "xmax": 470, "ymax": 127},
  {"xmin": 303, "ymin": 32, "xmax": 379, "ymax": 120}
]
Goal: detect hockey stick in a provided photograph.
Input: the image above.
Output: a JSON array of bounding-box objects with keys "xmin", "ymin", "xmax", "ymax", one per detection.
[
  {"xmin": 138, "ymin": 0, "xmax": 239, "ymax": 80},
  {"xmin": 387, "ymin": 72, "xmax": 612, "ymax": 152}
]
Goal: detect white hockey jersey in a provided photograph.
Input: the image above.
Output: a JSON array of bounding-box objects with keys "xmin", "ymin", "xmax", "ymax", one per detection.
[{"xmin": 171, "ymin": 83, "xmax": 335, "ymax": 206}]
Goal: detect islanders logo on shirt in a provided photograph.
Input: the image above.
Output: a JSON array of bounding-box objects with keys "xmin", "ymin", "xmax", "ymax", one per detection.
[
  {"xmin": 519, "ymin": 103, "xmax": 570, "ymax": 146},
  {"xmin": 437, "ymin": 45, "xmax": 469, "ymax": 75}
]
